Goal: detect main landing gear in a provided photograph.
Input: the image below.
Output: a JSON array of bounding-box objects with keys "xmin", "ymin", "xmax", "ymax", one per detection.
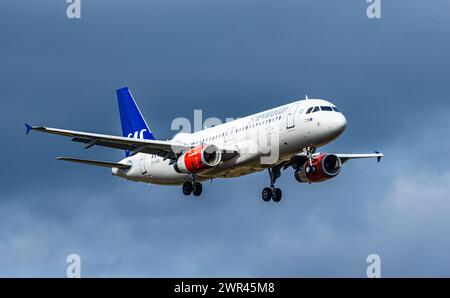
[
  {"xmin": 182, "ymin": 174, "xmax": 203, "ymax": 196},
  {"xmin": 262, "ymin": 166, "xmax": 282, "ymax": 202}
]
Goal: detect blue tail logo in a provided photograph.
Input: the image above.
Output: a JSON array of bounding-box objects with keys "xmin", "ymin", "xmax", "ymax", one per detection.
[
  {"xmin": 116, "ymin": 87, "xmax": 155, "ymax": 156},
  {"xmin": 127, "ymin": 129, "xmax": 148, "ymax": 139}
]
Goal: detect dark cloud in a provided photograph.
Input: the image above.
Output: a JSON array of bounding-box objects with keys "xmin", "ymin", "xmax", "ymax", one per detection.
[{"xmin": 0, "ymin": 0, "xmax": 450, "ymax": 276}]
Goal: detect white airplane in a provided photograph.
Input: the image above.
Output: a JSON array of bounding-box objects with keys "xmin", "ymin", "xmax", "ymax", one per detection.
[{"xmin": 26, "ymin": 87, "xmax": 383, "ymax": 202}]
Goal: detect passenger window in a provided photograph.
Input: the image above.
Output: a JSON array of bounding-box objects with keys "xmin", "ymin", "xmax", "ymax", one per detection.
[
  {"xmin": 312, "ymin": 106, "xmax": 320, "ymax": 113},
  {"xmin": 321, "ymin": 106, "xmax": 333, "ymax": 111},
  {"xmin": 306, "ymin": 107, "xmax": 313, "ymax": 114}
]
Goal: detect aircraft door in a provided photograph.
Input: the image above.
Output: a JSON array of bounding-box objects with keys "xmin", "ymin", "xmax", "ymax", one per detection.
[
  {"xmin": 227, "ymin": 127, "xmax": 235, "ymax": 143},
  {"xmin": 286, "ymin": 103, "xmax": 300, "ymax": 129},
  {"xmin": 139, "ymin": 153, "xmax": 147, "ymax": 175}
]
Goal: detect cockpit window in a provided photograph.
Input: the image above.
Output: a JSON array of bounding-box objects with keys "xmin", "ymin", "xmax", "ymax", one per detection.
[
  {"xmin": 332, "ymin": 107, "xmax": 340, "ymax": 112},
  {"xmin": 320, "ymin": 106, "xmax": 333, "ymax": 111},
  {"xmin": 312, "ymin": 106, "xmax": 320, "ymax": 113},
  {"xmin": 306, "ymin": 107, "xmax": 313, "ymax": 114}
]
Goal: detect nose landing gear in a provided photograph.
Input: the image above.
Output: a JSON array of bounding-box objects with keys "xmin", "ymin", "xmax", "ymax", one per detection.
[
  {"xmin": 304, "ymin": 146, "xmax": 317, "ymax": 174},
  {"xmin": 261, "ymin": 166, "xmax": 283, "ymax": 202}
]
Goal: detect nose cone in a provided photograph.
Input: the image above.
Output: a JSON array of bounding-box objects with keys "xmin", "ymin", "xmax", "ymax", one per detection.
[
  {"xmin": 315, "ymin": 111, "xmax": 347, "ymax": 145},
  {"xmin": 334, "ymin": 113, "xmax": 347, "ymax": 136}
]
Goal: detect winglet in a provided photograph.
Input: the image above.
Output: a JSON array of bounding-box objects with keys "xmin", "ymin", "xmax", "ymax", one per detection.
[
  {"xmin": 375, "ymin": 150, "xmax": 383, "ymax": 163},
  {"xmin": 25, "ymin": 123, "xmax": 33, "ymax": 135}
]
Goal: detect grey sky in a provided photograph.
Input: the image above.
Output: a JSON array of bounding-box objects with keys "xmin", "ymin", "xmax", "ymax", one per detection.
[{"xmin": 1, "ymin": 0, "xmax": 450, "ymax": 276}]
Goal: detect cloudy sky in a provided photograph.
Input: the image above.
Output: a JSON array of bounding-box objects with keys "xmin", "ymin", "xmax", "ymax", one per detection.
[{"xmin": 1, "ymin": 0, "xmax": 450, "ymax": 277}]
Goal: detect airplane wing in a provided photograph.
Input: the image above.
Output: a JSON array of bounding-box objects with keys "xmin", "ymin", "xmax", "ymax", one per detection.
[
  {"xmin": 25, "ymin": 124, "xmax": 239, "ymax": 161},
  {"xmin": 334, "ymin": 152, "xmax": 384, "ymax": 163},
  {"xmin": 283, "ymin": 151, "xmax": 384, "ymax": 169},
  {"xmin": 56, "ymin": 157, "xmax": 131, "ymax": 169},
  {"xmin": 25, "ymin": 124, "xmax": 187, "ymax": 160}
]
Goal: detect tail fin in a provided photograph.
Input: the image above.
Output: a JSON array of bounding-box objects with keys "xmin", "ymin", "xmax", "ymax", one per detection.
[{"xmin": 116, "ymin": 87, "xmax": 155, "ymax": 156}]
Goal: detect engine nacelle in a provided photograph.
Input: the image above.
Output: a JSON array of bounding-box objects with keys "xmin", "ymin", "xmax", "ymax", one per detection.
[
  {"xmin": 294, "ymin": 153, "xmax": 342, "ymax": 183},
  {"xmin": 175, "ymin": 144, "xmax": 222, "ymax": 173}
]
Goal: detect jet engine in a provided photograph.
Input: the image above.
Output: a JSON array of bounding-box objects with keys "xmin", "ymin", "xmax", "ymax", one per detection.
[
  {"xmin": 175, "ymin": 144, "xmax": 222, "ymax": 173},
  {"xmin": 294, "ymin": 153, "xmax": 342, "ymax": 183}
]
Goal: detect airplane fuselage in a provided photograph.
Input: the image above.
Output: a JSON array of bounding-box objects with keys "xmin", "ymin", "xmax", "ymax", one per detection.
[{"xmin": 113, "ymin": 99, "xmax": 347, "ymax": 185}]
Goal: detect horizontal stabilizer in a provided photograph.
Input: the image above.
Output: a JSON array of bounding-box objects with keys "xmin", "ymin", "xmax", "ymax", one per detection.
[
  {"xmin": 56, "ymin": 157, "xmax": 131, "ymax": 169},
  {"xmin": 25, "ymin": 123, "xmax": 33, "ymax": 135}
]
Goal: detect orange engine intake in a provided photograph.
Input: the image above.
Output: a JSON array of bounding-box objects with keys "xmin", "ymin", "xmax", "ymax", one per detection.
[{"xmin": 175, "ymin": 144, "xmax": 222, "ymax": 173}]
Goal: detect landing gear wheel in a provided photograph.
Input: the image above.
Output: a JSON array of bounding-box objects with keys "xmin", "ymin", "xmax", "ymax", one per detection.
[
  {"xmin": 182, "ymin": 181, "xmax": 193, "ymax": 196},
  {"xmin": 306, "ymin": 165, "xmax": 316, "ymax": 174},
  {"xmin": 192, "ymin": 182, "xmax": 203, "ymax": 196},
  {"xmin": 262, "ymin": 187, "xmax": 273, "ymax": 201},
  {"xmin": 272, "ymin": 188, "xmax": 282, "ymax": 202}
]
